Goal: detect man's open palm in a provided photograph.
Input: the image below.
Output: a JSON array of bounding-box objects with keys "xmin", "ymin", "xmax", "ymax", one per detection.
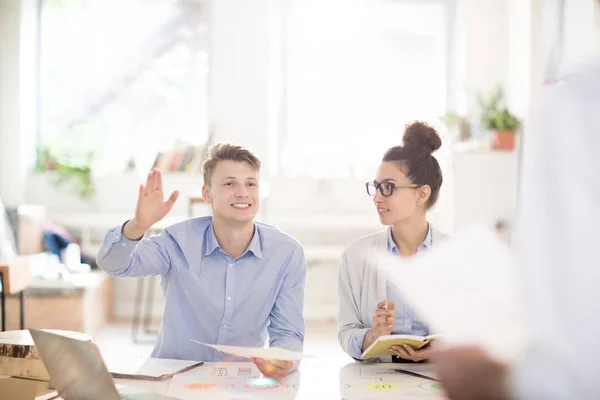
[{"xmin": 135, "ymin": 169, "xmax": 179, "ymax": 230}]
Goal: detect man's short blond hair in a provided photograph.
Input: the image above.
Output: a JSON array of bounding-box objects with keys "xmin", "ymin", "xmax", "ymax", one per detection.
[{"xmin": 202, "ymin": 143, "xmax": 261, "ymax": 186}]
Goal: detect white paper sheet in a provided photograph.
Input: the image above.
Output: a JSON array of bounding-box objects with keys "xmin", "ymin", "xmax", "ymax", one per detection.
[
  {"xmin": 370, "ymin": 224, "xmax": 527, "ymax": 362},
  {"xmin": 190, "ymin": 341, "xmax": 313, "ymax": 361}
]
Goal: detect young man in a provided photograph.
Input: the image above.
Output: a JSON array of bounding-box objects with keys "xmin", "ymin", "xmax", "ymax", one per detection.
[
  {"xmin": 97, "ymin": 143, "xmax": 306, "ymax": 379},
  {"xmin": 433, "ymin": 10, "xmax": 600, "ymax": 399}
]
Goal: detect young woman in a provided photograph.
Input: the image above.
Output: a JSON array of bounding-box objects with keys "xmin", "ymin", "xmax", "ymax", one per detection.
[{"xmin": 338, "ymin": 121, "xmax": 447, "ymax": 363}]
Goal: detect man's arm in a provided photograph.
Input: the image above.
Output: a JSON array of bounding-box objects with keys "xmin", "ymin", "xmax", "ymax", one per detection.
[
  {"xmin": 436, "ymin": 72, "xmax": 600, "ymax": 400},
  {"xmin": 97, "ymin": 168, "xmax": 179, "ymax": 277},
  {"xmin": 508, "ymin": 74, "xmax": 600, "ymax": 399},
  {"xmin": 338, "ymin": 253, "xmax": 371, "ymax": 360},
  {"xmin": 96, "ymin": 220, "xmax": 172, "ymax": 277},
  {"xmin": 267, "ymin": 245, "xmax": 306, "ymax": 372}
]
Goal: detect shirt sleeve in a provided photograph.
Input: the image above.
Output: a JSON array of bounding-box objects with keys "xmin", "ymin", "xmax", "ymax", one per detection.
[
  {"xmin": 337, "ymin": 252, "xmax": 371, "ymax": 360},
  {"xmin": 267, "ymin": 244, "xmax": 306, "ymax": 372},
  {"xmin": 509, "ymin": 77, "xmax": 600, "ymax": 399},
  {"xmin": 96, "ymin": 222, "xmax": 172, "ymax": 277}
]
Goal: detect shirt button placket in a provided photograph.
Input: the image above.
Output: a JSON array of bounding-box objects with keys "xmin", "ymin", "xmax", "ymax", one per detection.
[{"xmin": 221, "ymin": 259, "xmax": 235, "ymax": 340}]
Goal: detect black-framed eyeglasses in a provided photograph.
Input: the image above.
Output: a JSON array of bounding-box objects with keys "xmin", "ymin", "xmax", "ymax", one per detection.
[{"xmin": 365, "ymin": 181, "xmax": 421, "ymax": 197}]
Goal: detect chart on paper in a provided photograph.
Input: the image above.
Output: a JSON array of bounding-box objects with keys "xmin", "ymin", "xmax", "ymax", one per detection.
[{"xmin": 164, "ymin": 362, "xmax": 445, "ymax": 400}]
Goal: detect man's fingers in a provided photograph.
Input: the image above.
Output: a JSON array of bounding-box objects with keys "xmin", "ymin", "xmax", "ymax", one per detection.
[
  {"xmin": 253, "ymin": 358, "xmax": 286, "ymax": 373},
  {"xmin": 144, "ymin": 173, "xmax": 152, "ymax": 195},
  {"xmin": 155, "ymin": 169, "xmax": 163, "ymax": 190},
  {"xmin": 165, "ymin": 190, "xmax": 180, "ymax": 210},
  {"xmin": 253, "ymin": 358, "xmax": 290, "ymax": 380},
  {"xmin": 148, "ymin": 169, "xmax": 157, "ymax": 192},
  {"xmin": 252, "ymin": 358, "xmax": 270, "ymax": 375},
  {"xmin": 377, "ymin": 299, "xmax": 386, "ymax": 309},
  {"xmin": 138, "ymin": 184, "xmax": 145, "ymax": 203},
  {"xmin": 388, "ymin": 300, "xmax": 396, "ymax": 311},
  {"xmin": 270, "ymin": 359, "xmax": 293, "ymax": 369}
]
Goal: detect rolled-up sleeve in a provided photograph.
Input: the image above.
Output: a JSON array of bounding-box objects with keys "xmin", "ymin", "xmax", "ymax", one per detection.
[
  {"xmin": 96, "ymin": 222, "xmax": 172, "ymax": 277},
  {"xmin": 338, "ymin": 253, "xmax": 370, "ymax": 360},
  {"xmin": 268, "ymin": 245, "xmax": 306, "ymax": 372}
]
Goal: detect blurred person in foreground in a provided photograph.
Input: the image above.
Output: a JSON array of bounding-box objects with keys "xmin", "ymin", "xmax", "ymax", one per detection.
[{"xmin": 433, "ymin": 6, "xmax": 600, "ymax": 399}]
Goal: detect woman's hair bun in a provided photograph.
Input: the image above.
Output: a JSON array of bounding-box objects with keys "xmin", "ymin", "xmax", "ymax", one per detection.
[{"xmin": 402, "ymin": 121, "xmax": 442, "ymax": 154}]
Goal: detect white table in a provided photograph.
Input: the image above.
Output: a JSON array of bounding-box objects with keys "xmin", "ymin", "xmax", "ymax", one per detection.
[{"xmin": 115, "ymin": 359, "xmax": 444, "ymax": 400}]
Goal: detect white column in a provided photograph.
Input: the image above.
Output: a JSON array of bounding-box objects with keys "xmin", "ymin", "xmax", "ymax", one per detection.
[
  {"xmin": 0, "ymin": 0, "xmax": 39, "ymax": 206},
  {"xmin": 208, "ymin": 0, "xmax": 281, "ymax": 176},
  {"xmin": 456, "ymin": 0, "xmax": 509, "ymax": 112}
]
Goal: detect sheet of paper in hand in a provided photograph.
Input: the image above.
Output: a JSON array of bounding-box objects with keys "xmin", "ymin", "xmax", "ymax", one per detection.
[
  {"xmin": 370, "ymin": 224, "xmax": 527, "ymax": 362},
  {"xmin": 190, "ymin": 341, "xmax": 314, "ymax": 361}
]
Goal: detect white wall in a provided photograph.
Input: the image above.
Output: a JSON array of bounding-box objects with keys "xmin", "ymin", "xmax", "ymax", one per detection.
[
  {"xmin": 459, "ymin": 0, "xmax": 509, "ymax": 105},
  {"xmin": 23, "ymin": 0, "xmax": 522, "ymax": 223},
  {"xmin": 453, "ymin": 150, "xmax": 518, "ymax": 230},
  {"xmin": 3, "ymin": 0, "xmax": 551, "ymax": 322},
  {"xmin": 209, "ymin": 0, "xmax": 282, "ymax": 176}
]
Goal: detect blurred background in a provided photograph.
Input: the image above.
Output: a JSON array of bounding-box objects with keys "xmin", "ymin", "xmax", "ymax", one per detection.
[{"xmin": 0, "ymin": 0, "xmax": 598, "ymax": 360}]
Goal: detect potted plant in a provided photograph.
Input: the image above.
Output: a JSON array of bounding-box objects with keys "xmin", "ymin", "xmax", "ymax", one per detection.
[
  {"xmin": 478, "ymin": 86, "xmax": 521, "ymax": 151},
  {"xmin": 441, "ymin": 111, "xmax": 472, "ymax": 142},
  {"xmin": 35, "ymin": 145, "xmax": 95, "ymax": 199}
]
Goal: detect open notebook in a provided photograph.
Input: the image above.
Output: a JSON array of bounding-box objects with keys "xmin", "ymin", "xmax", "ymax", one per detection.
[{"xmin": 361, "ymin": 333, "xmax": 441, "ymax": 359}]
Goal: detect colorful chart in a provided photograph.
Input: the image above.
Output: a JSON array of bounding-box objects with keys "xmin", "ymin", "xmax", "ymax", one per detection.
[
  {"xmin": 233, "ymin": 378, "xmax": 284, "ymax": 392},
  {"xmin": 212, "ymin": 366, "xmax": 229, "ymax": 377},
  {"xmin": 164, "ymin": 361, "xmax": 444, "ymax": 400},
  {"xmin": 183, "ymin": 382, "xmax": 216, "ymax": 389},
  {"xmin": 367, "ymin": 383, "xmax": 400, "ymax": 390},
  {"xmin": 419, "ymin": 381, "xmax": 443, "ymax": 392}
]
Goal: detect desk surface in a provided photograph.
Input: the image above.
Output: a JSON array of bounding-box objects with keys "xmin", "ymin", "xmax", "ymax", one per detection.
[{"xmin": 115, "ymin": 359, "xmax": 444, "ymax": 400}]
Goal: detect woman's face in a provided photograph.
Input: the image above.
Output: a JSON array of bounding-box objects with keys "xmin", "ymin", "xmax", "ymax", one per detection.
[{"xmin": 371, "ymin": 161, "xmax": 430, "ymax": 225}]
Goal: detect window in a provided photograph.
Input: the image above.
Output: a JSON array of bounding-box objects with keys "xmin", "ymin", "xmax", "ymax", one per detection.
[
  {"xmin": 39, "ymin": 0, "xmax": 209, "ymax": 175},
  {"xmin": 281, "ymin": 0, "xmax": 450, "ymax": 178}
]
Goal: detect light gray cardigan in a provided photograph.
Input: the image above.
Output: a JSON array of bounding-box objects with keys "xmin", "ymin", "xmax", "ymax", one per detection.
[{"xmin": 337, "ymin": 225, "xmax": 447, "ymax": 361}]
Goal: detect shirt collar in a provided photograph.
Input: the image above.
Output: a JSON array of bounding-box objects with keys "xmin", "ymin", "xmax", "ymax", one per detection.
[
  {"xmin": 204, "ymin": 223, "xmax": 263, "ymax": 260},
  {"xmin": 387, "ymin": 223, "xmax": 432, "ymax": 254}
]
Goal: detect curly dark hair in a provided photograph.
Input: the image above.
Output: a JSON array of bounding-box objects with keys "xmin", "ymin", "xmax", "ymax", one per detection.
[{"xmin": 382, "ymin": 121, "xmax": 444, "ymax": 209}]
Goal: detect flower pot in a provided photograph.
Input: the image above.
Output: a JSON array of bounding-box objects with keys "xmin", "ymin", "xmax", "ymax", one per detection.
[{"xmin": 492, "ymin": 130, "xmax": 516, "ymax": 150}]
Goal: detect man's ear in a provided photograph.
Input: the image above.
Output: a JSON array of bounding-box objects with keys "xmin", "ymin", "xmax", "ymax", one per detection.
[{"xmin": 202, "ymin": 184, "xmax": 211, "ymax": 203}]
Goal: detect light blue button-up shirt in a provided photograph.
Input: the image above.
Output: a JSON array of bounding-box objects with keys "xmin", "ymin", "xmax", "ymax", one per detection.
[
  {"xmin": 386, "ymin": 225, "xmax": 432, "ymax": 336},
  {"xmin": 97, "ymin": 216, "xmax": 306, "ymax": 366}
]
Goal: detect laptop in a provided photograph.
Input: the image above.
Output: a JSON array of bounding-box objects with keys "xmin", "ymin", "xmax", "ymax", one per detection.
[{"xmin": 29, "ymin": 329, "xmax": 178, "ymax": 400}]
